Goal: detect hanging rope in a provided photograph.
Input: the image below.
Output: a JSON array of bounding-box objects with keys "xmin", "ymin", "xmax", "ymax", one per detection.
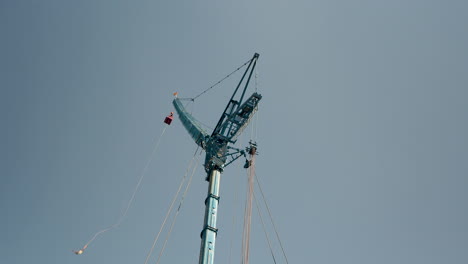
[
  {"xmin": 154, "ymin": 151, "xmax": 201, "ymax": 264},
  {"xmin": 254, "ymin": 192, "xmax": 277, "ymax": 264},
  {"xmin": 241, "ymin": 154, "xmax": 256, "ymax": 264},
  {"xmin": 241, "ymin": 83, "xmax": 261, "ymax": 264},
  {"xmin": 255, "ymin": 173, "xmax": 289, "ymax": 264},
  {"xmin": 75, "ymin": 125, "xmax": 168, "ymax": 254},
  {"xmin": 144, "ymin": 146, "xmax": 200, "ymax": 264}
]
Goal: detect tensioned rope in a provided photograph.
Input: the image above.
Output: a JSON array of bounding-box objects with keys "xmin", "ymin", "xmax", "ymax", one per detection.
[
  {"xmin": 255, "ymin": 173, "xmax": 289, "ymax": 264},
  {"xmin": 240, "ymin": 67, "xmax": 261, "ymax": 264},
  {"xmin": 254, "ymin": 192, "xmax": 277, "ymax": 264},
  {"xmin": 179, "ymin": 57, "xmax": 253, "ymax": 102},
  {"xmin": 77, "ymin": 125, "xmax": 168, "ymax": 253},
  {"xmin": 241, "ymin": 154, "xmax": 256, "ymax": 264},
  {"xmin": 154, "ymin": 150, "xmax": 201, "ymax": 264},
  {"xmin": 144, "ymin": 146, "xmax": 200, "ymax": 264}
]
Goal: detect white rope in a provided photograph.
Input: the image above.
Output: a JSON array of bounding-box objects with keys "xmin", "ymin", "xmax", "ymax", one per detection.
[
  {"xmin": 255, "ymin": 173, "xmax": 289, "ymax": 264},
  {"xmin": 254, "ymin": 192, "xmax": 277, "ymax": 264},
  {"xmin": 144, "ymin": 146, "xmax": 200, "ymax": 264},
  {"xmin": 79, "ymin": 125, "xmax": 168, "ymax": 251},
  {"xmin": 154, "ymin": 151, "xmax": 201, "ymax": 264},
  {"xmin": 241, "ymin": 155, "xmax": 256, "ymax": 264}
]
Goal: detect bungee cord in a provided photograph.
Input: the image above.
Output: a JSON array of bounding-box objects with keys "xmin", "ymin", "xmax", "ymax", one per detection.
[
  {"xmin": 74, "ymin": 125, "xmax": 168, "ymax": 255},
  {"xmin": 72, "ymin": 54, "xmax": 274, "ymax": 263}
]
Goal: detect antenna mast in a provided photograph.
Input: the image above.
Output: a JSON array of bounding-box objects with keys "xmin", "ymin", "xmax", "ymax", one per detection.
[{"xmin": 172, "ymin": 53, "xmax": 261, "ymax": 264}]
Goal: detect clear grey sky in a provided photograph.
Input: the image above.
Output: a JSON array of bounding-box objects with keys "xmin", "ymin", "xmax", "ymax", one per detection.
[{"xmin": 1, "ymin": 1, "xmax": 467, "ymax": 263}]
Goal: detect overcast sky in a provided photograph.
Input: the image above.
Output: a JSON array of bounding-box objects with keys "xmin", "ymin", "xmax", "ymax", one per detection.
[{"xmin": 1, "ymin": 1, "xmax": 468, "ymax": 263}]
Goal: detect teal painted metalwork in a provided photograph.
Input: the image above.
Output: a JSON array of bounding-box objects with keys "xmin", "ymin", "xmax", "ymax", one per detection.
[
  {"xmin": 172, "ymin": 53, "xmax": 261, "ymax": 264},
  {"xmin": 173, "ymin": 98, "xmax": 209, "ymax": 149}
]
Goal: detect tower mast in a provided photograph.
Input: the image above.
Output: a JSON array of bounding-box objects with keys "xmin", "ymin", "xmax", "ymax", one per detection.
[{"xmin": 173, "ymin": 53, "xmax": 261, "ymax": 264}]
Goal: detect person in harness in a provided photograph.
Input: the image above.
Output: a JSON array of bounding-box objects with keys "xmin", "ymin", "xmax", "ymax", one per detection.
[{"xmin": 73, "ymin": 245, "xmax": 87, "ymax": 255}]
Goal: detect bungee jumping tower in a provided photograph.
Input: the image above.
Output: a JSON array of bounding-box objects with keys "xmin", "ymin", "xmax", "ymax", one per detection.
[{"xmin": 172, "ymin": 53, "xmax": 261, "ymax": 264}]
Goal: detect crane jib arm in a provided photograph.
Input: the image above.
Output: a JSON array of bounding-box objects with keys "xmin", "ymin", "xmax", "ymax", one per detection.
[
  {"xmin": 173, "ymin": 98, "xmax": 209, "ymax": 149},
  {"xmin": 203, "ymin": 92, "xmax": 261, "ymax": 172},
  {"xmin": 171, "ymin": 53, "xmax": 261, "ymax": 264},
  {"xmin": 217, "ymin": 92, "xmax": 262, "ymax": 143}
]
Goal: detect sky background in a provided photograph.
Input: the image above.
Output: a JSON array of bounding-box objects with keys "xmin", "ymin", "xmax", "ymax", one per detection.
[{"xmin": 1, "ymin": 1, "xmax": 468, "ymax": 263}]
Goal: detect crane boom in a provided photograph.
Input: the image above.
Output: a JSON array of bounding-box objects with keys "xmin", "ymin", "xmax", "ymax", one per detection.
[
  {"xmin": 173, "ymin": 98, "xmax": 209, "ymax": 149},
  {"xmin": 172, "ymin": 53, "xmax": 261, "ymax": 264}
]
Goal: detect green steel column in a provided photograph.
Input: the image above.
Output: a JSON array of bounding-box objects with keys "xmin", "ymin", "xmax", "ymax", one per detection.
[{"xmin": 198, "ymin": 169, "xmax": 222, "ymax": 264}]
